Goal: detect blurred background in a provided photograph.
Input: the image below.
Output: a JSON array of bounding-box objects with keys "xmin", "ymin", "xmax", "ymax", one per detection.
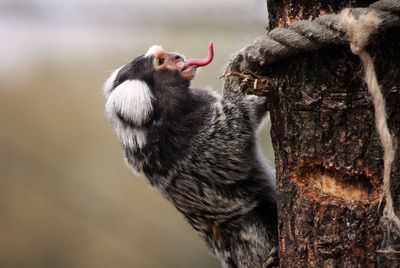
[{"xmin": 0, "ymin": 0, "xmax": 274, "ymax": 267}]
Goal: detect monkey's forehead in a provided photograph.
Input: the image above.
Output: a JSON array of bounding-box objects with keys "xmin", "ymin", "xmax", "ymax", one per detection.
[
  {"xmin": 145, "ymin": 45, "xmax": 186, "ymax": 61},
  {"xmin": 145, "ymin": 45, "xmax": 164, "ymax": 58}
]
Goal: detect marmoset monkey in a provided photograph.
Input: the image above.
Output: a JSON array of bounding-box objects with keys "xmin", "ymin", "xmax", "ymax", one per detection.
[{"xmin": 103, "ymin": 42, "xmax": 278, "ymax": 268}]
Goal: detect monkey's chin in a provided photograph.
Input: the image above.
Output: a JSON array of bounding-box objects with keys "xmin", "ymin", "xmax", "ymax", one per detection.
[{"xmin": 181, "ymin": 66, "xmax": 197, "ymax": 80}]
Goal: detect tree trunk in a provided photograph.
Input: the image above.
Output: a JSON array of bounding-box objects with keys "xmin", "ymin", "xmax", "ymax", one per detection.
[{"xmin": 227, "ymin": 0, "xmax": 400, "ymax": 266}]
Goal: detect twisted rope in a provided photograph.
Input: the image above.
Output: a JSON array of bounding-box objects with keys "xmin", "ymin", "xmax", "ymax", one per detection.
[{"xmin": 243, "ymin": 0, "xmax": 400, "ymax": 66}]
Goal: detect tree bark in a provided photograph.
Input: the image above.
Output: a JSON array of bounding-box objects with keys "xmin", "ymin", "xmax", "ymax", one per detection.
[
  {"xmin": 267, "ymin": 0, "xmax": 375, "ymax": 30},
  {"xmin": 229, "ymin": 0, "xmax": 400, "ymax": 266}
]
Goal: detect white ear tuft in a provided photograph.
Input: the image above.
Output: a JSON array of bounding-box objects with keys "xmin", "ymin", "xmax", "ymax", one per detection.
[
  {"xmin": 105, "ymin": 79, "xmax": 154, "ymax": 127},
  {"xmin": 103, "ymin": 66, "xmax": 123, "ymax": 98}
]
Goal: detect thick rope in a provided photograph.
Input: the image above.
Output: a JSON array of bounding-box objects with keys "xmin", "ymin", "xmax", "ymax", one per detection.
[
  {"xmin": 243, "ymin": 0, "xmax": 400, "ymax": 66},
  {"xmin": 340, "ymin": 8, "xmax": 400, "ymax": 253}
]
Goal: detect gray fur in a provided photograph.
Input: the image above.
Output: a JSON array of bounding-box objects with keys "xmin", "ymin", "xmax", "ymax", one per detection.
[{"xmin": 104, "ymin": 47, "xmax": 278, "ymax": 268}]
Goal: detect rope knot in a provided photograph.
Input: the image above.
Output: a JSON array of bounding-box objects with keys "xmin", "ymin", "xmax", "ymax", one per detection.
[{"xmin": 340, "ymin": 9, "xmax": 381, "ymax": 54}]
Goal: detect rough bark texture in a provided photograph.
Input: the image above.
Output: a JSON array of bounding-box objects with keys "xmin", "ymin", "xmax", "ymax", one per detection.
[
  {"xmin": 245, "ymin": 0, "xmax": 400, "ymax": 266},
  {"xmin": 267, "ymin": 33, "xmax": 400, "ymax": 268}
]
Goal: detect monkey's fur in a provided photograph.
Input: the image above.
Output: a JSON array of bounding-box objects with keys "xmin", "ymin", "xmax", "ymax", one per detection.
[{"xmin": 103, "ymin": 45, "xmax": 278, "ymax": 268}]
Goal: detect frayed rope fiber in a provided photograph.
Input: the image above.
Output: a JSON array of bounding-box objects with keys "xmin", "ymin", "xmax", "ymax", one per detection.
[{"xmin": 340, "ymin": 9, "xmax": 400, "ymax": 251}]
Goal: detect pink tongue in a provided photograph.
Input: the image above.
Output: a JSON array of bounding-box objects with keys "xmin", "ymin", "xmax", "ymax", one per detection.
[{"xmin": 184, "ymin": 41, "xmax": 214, "ymax": 68}]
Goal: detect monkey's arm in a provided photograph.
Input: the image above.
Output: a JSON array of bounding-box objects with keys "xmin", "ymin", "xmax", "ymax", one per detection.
[
  {"xmin": 245, "ymin": 95, "xmax": 268, "ymax": 128},
  {"xmin": 221, "ymin": 74, "xmax": 268, "ymax": 132}
]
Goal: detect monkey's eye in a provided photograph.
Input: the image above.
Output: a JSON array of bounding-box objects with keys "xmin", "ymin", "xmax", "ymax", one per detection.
[{"xmin": 157, "ymin": 57, "xmax": 165, "ymax": 66}]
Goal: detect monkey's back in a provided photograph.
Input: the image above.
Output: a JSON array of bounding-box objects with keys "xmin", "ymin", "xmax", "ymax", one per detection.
[{"xmin": 125, "ymin": 87, "xmax": 277, "ymax": 267}]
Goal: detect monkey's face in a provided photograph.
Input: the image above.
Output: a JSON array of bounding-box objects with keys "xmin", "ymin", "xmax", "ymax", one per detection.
[
  {"xmin": 147, "ymin": 45, "xmax": 197, "ymax": 81},
  {"xmin": 103, "ymin": 45, "xmax": 195, "ymax": 129}
]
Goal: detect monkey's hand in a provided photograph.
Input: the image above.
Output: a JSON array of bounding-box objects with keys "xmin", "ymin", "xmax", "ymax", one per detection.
[
  {"xmin": 263, "ymin": 246, "xmax": 279, "ymax": 268},
  {"xmin": 219, "ymin": 70, "xmax": 277, "ymax": 96}
]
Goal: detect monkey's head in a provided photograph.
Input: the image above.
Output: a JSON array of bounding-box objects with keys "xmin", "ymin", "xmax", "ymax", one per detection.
[{"xmin": 104, "ymin": 43, "xmax": 213, "ymax": 129}]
